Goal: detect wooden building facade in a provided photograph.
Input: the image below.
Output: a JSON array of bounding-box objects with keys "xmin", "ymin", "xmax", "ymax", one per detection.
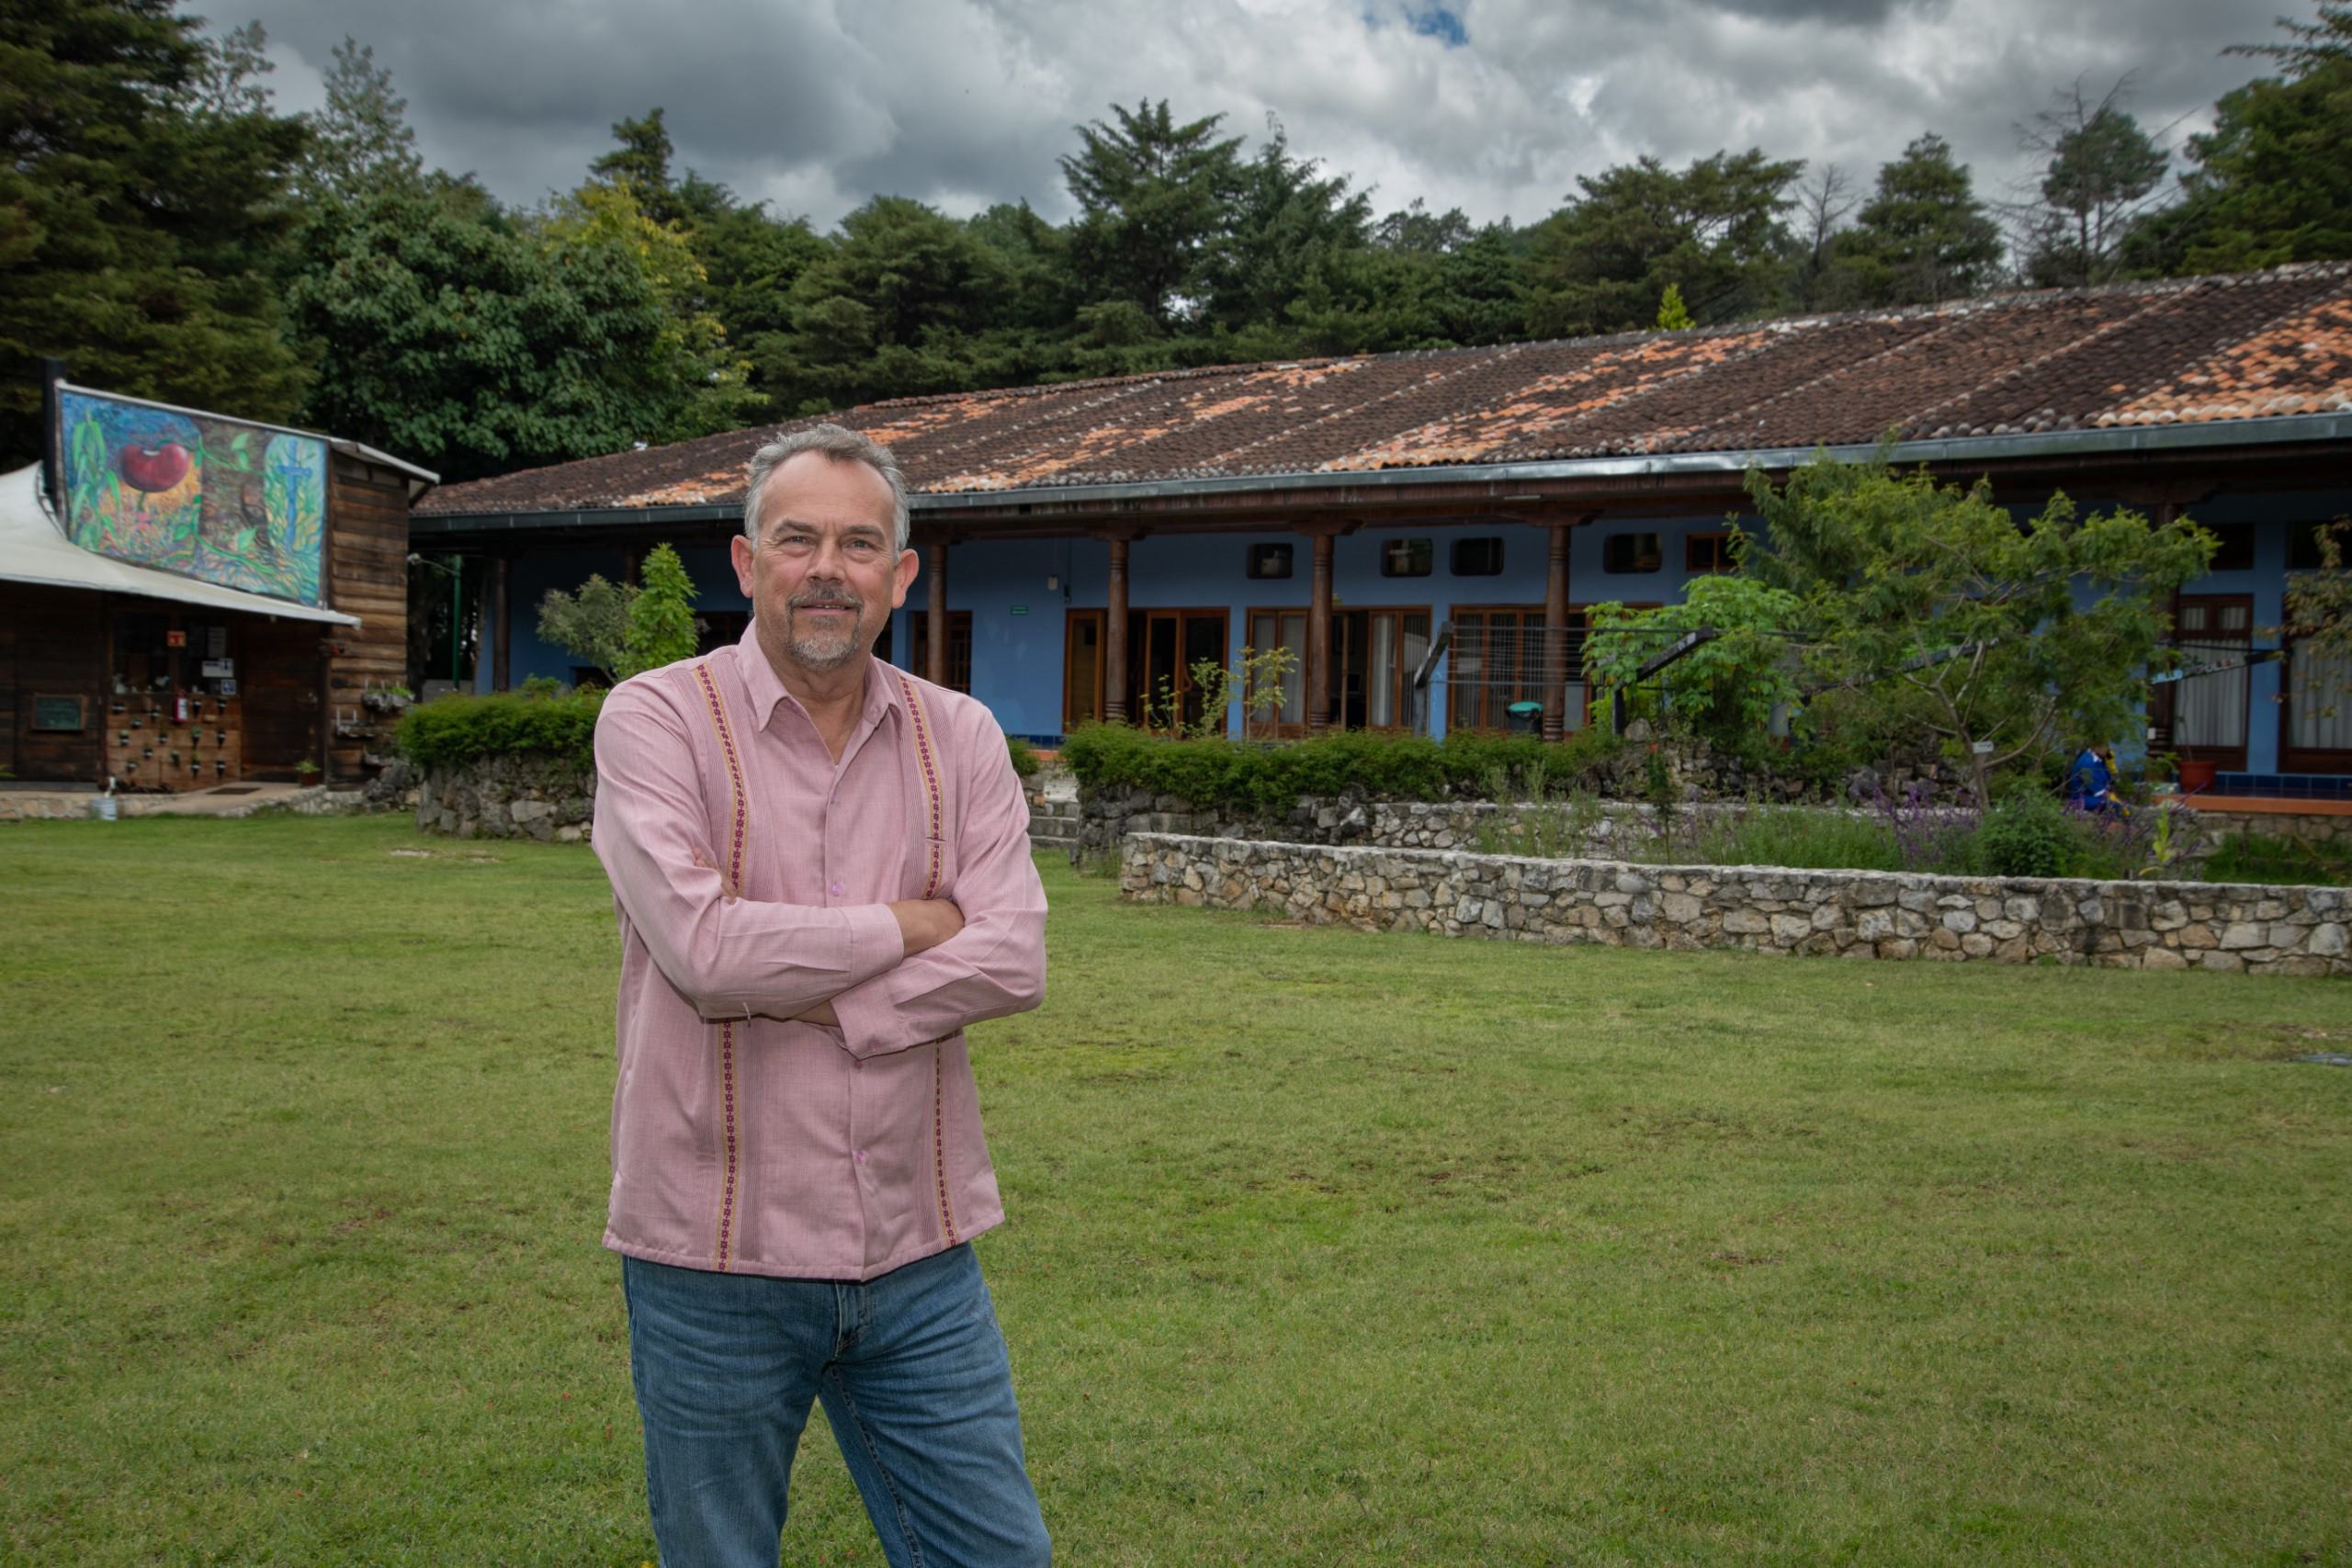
[{"xmin": 0, "ymin": 382, "xmax": 434, "ymax": 792}]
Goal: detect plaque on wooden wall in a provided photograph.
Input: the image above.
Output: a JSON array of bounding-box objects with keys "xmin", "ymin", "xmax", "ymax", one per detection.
[{"xmin": 32, "ymin": 694, "xmax": 88, "ymax": 731}]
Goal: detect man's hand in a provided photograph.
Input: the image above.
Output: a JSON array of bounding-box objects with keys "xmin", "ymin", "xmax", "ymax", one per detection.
[{"xmin": 888, "ymin": 897, "xmax": 965, "ymax": 957}]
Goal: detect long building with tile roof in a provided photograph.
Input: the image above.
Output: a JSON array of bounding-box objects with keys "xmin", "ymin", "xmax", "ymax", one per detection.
[{"xmin": 414, "ymin": 265, "xmax": 2352, "ymax": 787}]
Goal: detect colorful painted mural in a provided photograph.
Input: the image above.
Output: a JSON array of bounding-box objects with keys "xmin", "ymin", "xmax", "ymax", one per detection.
[{"xmin": 56, "ymin": 389, "xmax": 327, "ymax": 605}]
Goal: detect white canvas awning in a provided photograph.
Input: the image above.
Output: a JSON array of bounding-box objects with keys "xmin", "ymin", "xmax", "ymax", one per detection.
[{"xmin": 0, "ymin": 462, "xmax": 358, "ymax": 626}]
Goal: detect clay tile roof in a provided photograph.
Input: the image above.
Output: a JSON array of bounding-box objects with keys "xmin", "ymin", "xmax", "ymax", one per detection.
[{"xmin": 417, "ymin": 263, "xmax": 2352, "ymax": 519}]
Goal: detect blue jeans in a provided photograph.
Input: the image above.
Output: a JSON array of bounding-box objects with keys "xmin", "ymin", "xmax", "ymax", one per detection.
[{"xmin": 621, "ymin": 1245, "xmax": 1050, "ymax": 1568}]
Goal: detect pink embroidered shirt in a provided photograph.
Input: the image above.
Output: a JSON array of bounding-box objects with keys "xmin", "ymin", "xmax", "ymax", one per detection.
[{"xmin": 591, "ymin": 626, "xmax": 1046, "ymax": 1281}]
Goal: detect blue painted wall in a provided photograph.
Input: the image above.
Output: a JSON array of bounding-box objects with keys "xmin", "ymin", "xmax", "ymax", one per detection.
[{"xmin": 474, "ymin": 484, "xmax": 2352, "ymax": 775}]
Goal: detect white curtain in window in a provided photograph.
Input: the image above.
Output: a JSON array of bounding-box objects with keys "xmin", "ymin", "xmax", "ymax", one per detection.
[
  {"xmin": 2175, "ymin": 654, "xmax": 2249, "ymax": 749},
  {"xmin": 1367, "ymin": 615, "xmax": 1397, "ymax": 728},
  {"xmin": 2291, "ymin": 648, "xmax": 2352, "ymax": 750},
  {"xmin": 1279, "ymin": 616, "xmax": 1306, "ymax": 724}
]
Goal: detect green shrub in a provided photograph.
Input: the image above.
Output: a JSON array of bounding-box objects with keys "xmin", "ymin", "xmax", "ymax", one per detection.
[
  {"xmin": 1006, "ymin": 735, "xmax": 1040, "ymax": 779},
  {"xmin": 1058, "ymin": 725, "xmax": 1623, "ymax": 816},
  {"xmin": 616, "ymin": 544, "xmax": 699, "ymax": 679},
  {"xmin": 396, "ymin": 690, "xmax": 605, "ymax": 773},
  {"xmin": 1975, "ymin": 792, "xmax": 2073, "ymax": 878},
  {"xmin": 1679, "ymin": 805, "xmax": 1905, "ymax": 873},
  {"xmin": 2203, "ymin": 831, "xmax": 2352, "ymax": 887}
]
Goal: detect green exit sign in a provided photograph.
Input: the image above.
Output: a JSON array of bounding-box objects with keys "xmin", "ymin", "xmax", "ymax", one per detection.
[{"xmin": 1009, "ymin": 604, "xmax": 1029, "ymax": 615}]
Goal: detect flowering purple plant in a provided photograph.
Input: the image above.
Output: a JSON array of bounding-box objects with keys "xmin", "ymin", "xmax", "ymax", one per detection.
[{"xmin": 1871, "ymin": 782, "xmax": 1980, "ymax": 874}]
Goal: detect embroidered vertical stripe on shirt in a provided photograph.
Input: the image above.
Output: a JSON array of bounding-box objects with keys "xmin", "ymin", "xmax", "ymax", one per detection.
[
  {"xmin": 898, "ymin": 671, "xmax": 944, "ymax": 898},
  {"xmin": 690, "ymin": 661, "xmax": 747, "ymax": 1271}
]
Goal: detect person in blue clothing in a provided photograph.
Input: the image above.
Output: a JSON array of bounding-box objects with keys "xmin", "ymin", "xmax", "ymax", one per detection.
[{"xmin": 2064, "ymin": 743, "xmax": 2122, "ymax": 814}]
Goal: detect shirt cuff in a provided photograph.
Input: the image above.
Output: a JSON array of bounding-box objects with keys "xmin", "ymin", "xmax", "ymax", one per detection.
[
  {"xmin": 828, "ymin": 968, "xmax": 899, "ymax": 1059},
  {"xmin": 842, "ymin": 900, "xmax": 906, "ymax": 986}
]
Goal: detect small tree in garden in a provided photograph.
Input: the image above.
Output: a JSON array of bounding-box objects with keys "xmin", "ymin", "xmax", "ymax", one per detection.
[
  {"xmin": 1142, "ymin": 645, "xmax": 1297, "ymax": 739},
  {"xmin": 1584, "ymin": 575, "xmax": 1804, "ymax": 758},
  {"xmin": 537, "ymin": 573, "xmax": 636, "ymax": 684},
  {"xmin": 615, "ymin": 544, "xmax": 700, "ymax": 679},
  {"xmin": 1738, "ymin": 453, "xmax": 2215, "ymax": 807}
]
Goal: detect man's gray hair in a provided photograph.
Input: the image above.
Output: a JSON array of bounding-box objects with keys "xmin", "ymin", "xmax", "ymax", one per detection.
[{"xmin": 741, "ymin": 423, "xmax": 911, "ymax": 551}]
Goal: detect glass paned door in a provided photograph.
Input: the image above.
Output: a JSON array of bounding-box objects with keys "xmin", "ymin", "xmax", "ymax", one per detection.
[
  {"xmin": 1246, "ymin": 610, "xmax": 1307, "ymax": 735},
  {"xmin": 2165, "ymin": 596, "xmax": 2251, "ymax": 768},
  {"xmin": 1131, "ymin": 609, "xmax": 1228, "ymax": 733},
  {"xmin": 2287, "ymin": 642, "xmax": 2352, "ymax": 764},
  {"xmin": 1063, "ymin": 610, "xmax": 1103, "ymax": 729}
]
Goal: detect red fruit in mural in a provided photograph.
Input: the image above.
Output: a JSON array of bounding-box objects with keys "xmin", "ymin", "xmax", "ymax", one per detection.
[{"xmin": 119, "ymin": 443, "xmax": 191, "ymax": 493}]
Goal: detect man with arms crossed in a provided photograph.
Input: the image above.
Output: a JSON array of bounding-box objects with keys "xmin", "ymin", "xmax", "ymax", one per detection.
[{"xmin": 591, "ymin": 424, "xmax": 1051, "ymax": 1567}]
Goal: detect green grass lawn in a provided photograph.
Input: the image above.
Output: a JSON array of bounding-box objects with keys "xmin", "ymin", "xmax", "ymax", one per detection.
[{"xmin": 4, "ymin": 814, "xmax": 2350, "ymax": 1566}]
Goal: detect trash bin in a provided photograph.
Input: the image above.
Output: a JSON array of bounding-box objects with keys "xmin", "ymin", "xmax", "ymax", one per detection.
[{"xmin": 1506, "ymin": 700, "xmax": 1544, "ymax": 735}]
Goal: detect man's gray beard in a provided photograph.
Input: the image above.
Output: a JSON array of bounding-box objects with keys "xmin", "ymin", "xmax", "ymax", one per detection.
[{"xmin": 782, "ymin": 607, "xmax": 866, "ymax": 671}]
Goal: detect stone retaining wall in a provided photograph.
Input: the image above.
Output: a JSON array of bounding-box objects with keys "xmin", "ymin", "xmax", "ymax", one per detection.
[
  {"xmin": 1120, "ymin": 833, "xmax": 2349, "ymax": 976},
  {"xmin": 414, "ymin": 756, "xmax": 594, "ymax": 841},
  {"xmin": 1082, "ymin": 793, "xmax": 2222, "ymax": 868}
]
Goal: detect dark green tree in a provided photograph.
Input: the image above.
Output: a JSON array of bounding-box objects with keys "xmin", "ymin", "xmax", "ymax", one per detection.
[
  {"xmin": 590, "ymin": 107, "xmax": 684, "ymax": 227},
  {"xmin": 1739, "ymin": 453, "xmax": 2215, "ymax": 806},
  {"xmin": 2127, "ymin": 6, "xmax": 2352, "ymax": 275},
  {"xmin": 1522, "ymin": 149, "xmax": 1803, "ymax": 337},
  {"xmin": 1060, "ymin": 101, "xmax": 1246, "ymax": 330},
  {"xmin": 1833, "ymin": 133, "xmax": 2005, "ymax": 305},
  {"xmin": 1200, "ymin": 119, "xmax": 1374, "ymax": 334},
  {"xmin": 1374, "ymin": 199, "xmax": 1476, "ymax": 254},
  {"xmin": 762, "ymin": 196, "xmax": 1012, "ymax": 412},
  {"xmin": 0, "ymin": 1, "xmax": 310, "ymax": 463},
  {"xmin": 286, "ymin": 185, "xmax": 680, "ymax": 479},
  {"xmin": 2017, "ymin": 84, "xmax": 2170, "ymax": 288},
  {"xmin": 1428, "ymin": 221, "xmax": 1529, "ymax": 345},
  {"xmin": 293, "ymin": 37, "xmax": 424, "ymax": 204}
]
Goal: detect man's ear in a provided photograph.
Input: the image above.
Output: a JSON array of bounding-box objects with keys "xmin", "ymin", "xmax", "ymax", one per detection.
[
  {"xmin": 730, "ymin": 534, "xmax": 755, "ymax": 598},
  {"xmin": 890, "ymin": 544, "xmax": 920, "ymax": 608}
]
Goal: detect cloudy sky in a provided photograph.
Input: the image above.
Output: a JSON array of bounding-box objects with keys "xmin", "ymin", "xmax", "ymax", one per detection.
[{"xmin": 237, "ymin": 0, "xmax": 2312, "ymax": 232}]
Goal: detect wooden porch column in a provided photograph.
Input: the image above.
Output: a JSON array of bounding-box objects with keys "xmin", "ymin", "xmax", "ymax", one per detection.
[
  {"xmin": 1307, "ymin": 530, "xmax": 1335, "ymax": 732},
  {"xmin": 1104, "ymin": 536, "xmax": 1130, "ymax": 724},
  {"xmin": 926, "ymin": 538, "xmax": 949, "ymax": 687},
  {"xmin": 490, "ymin": 554, "xmax": 512, "ymax": 692},
  {"xmin": 1542, "ymin": 523, "xmax": 1572, "ymax": 741}
]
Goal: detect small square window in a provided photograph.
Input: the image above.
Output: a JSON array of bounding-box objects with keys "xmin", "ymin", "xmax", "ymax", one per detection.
[
  {"xmin": 1685, "ymin": 532, "xmax": 1732, "ymax": 573},
  {"xmin": 1246, "ymin": 543, "xmax": 1294, "ymax": 579},
  {"xmin": 2204, "ymin": 524, "xmax": 2255, "ymax": 573},
  {"xmin": 2288, "ymin": 521, "xmax": 2346, "ymax": 572},
  {"xmin": 1381, "ymin": 537, "xmax": 1433, "ymax": 578},
  {"xmin": 1603, "ymin": 532, "xmax": 1663, "ymax": 573},
  {"xmin": 1450, "ymin": 536, "xmax": 1504, "ymax": 576}
]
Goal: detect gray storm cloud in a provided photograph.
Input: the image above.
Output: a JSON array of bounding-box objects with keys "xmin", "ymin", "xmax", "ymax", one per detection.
[{"xmin": 236, "ymin": 0, "xmax": 2300, "ymax": 227}]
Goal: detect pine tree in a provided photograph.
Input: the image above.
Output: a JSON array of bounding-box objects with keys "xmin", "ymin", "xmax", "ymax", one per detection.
[
  {"xmin": 2017, "ymin": 85, "xmax": 2170, "ymax": 288},
  {"xmin": 1655, "ymin": 283, "xmax": 1694, "ymax": 329},
  {"xmin": 2128, "ymin": 6, "xmax": 2352, "ymax": 275},
  {"xmin": 1060, "ymin": 101, "xmax": 1246, "ymax": 330},
  {"xmin": 1835, "ymin": 133, "xmax": 2005, "ymax": 304},
  {"xmin": 1, "ymin": 1, "xmax": 309, "ymax": 464}
]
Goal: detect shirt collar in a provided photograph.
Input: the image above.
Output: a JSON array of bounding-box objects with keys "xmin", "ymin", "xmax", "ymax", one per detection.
[{"xmin": 732, "ymin": 619, "xmax": 901, "ymax": 736}]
